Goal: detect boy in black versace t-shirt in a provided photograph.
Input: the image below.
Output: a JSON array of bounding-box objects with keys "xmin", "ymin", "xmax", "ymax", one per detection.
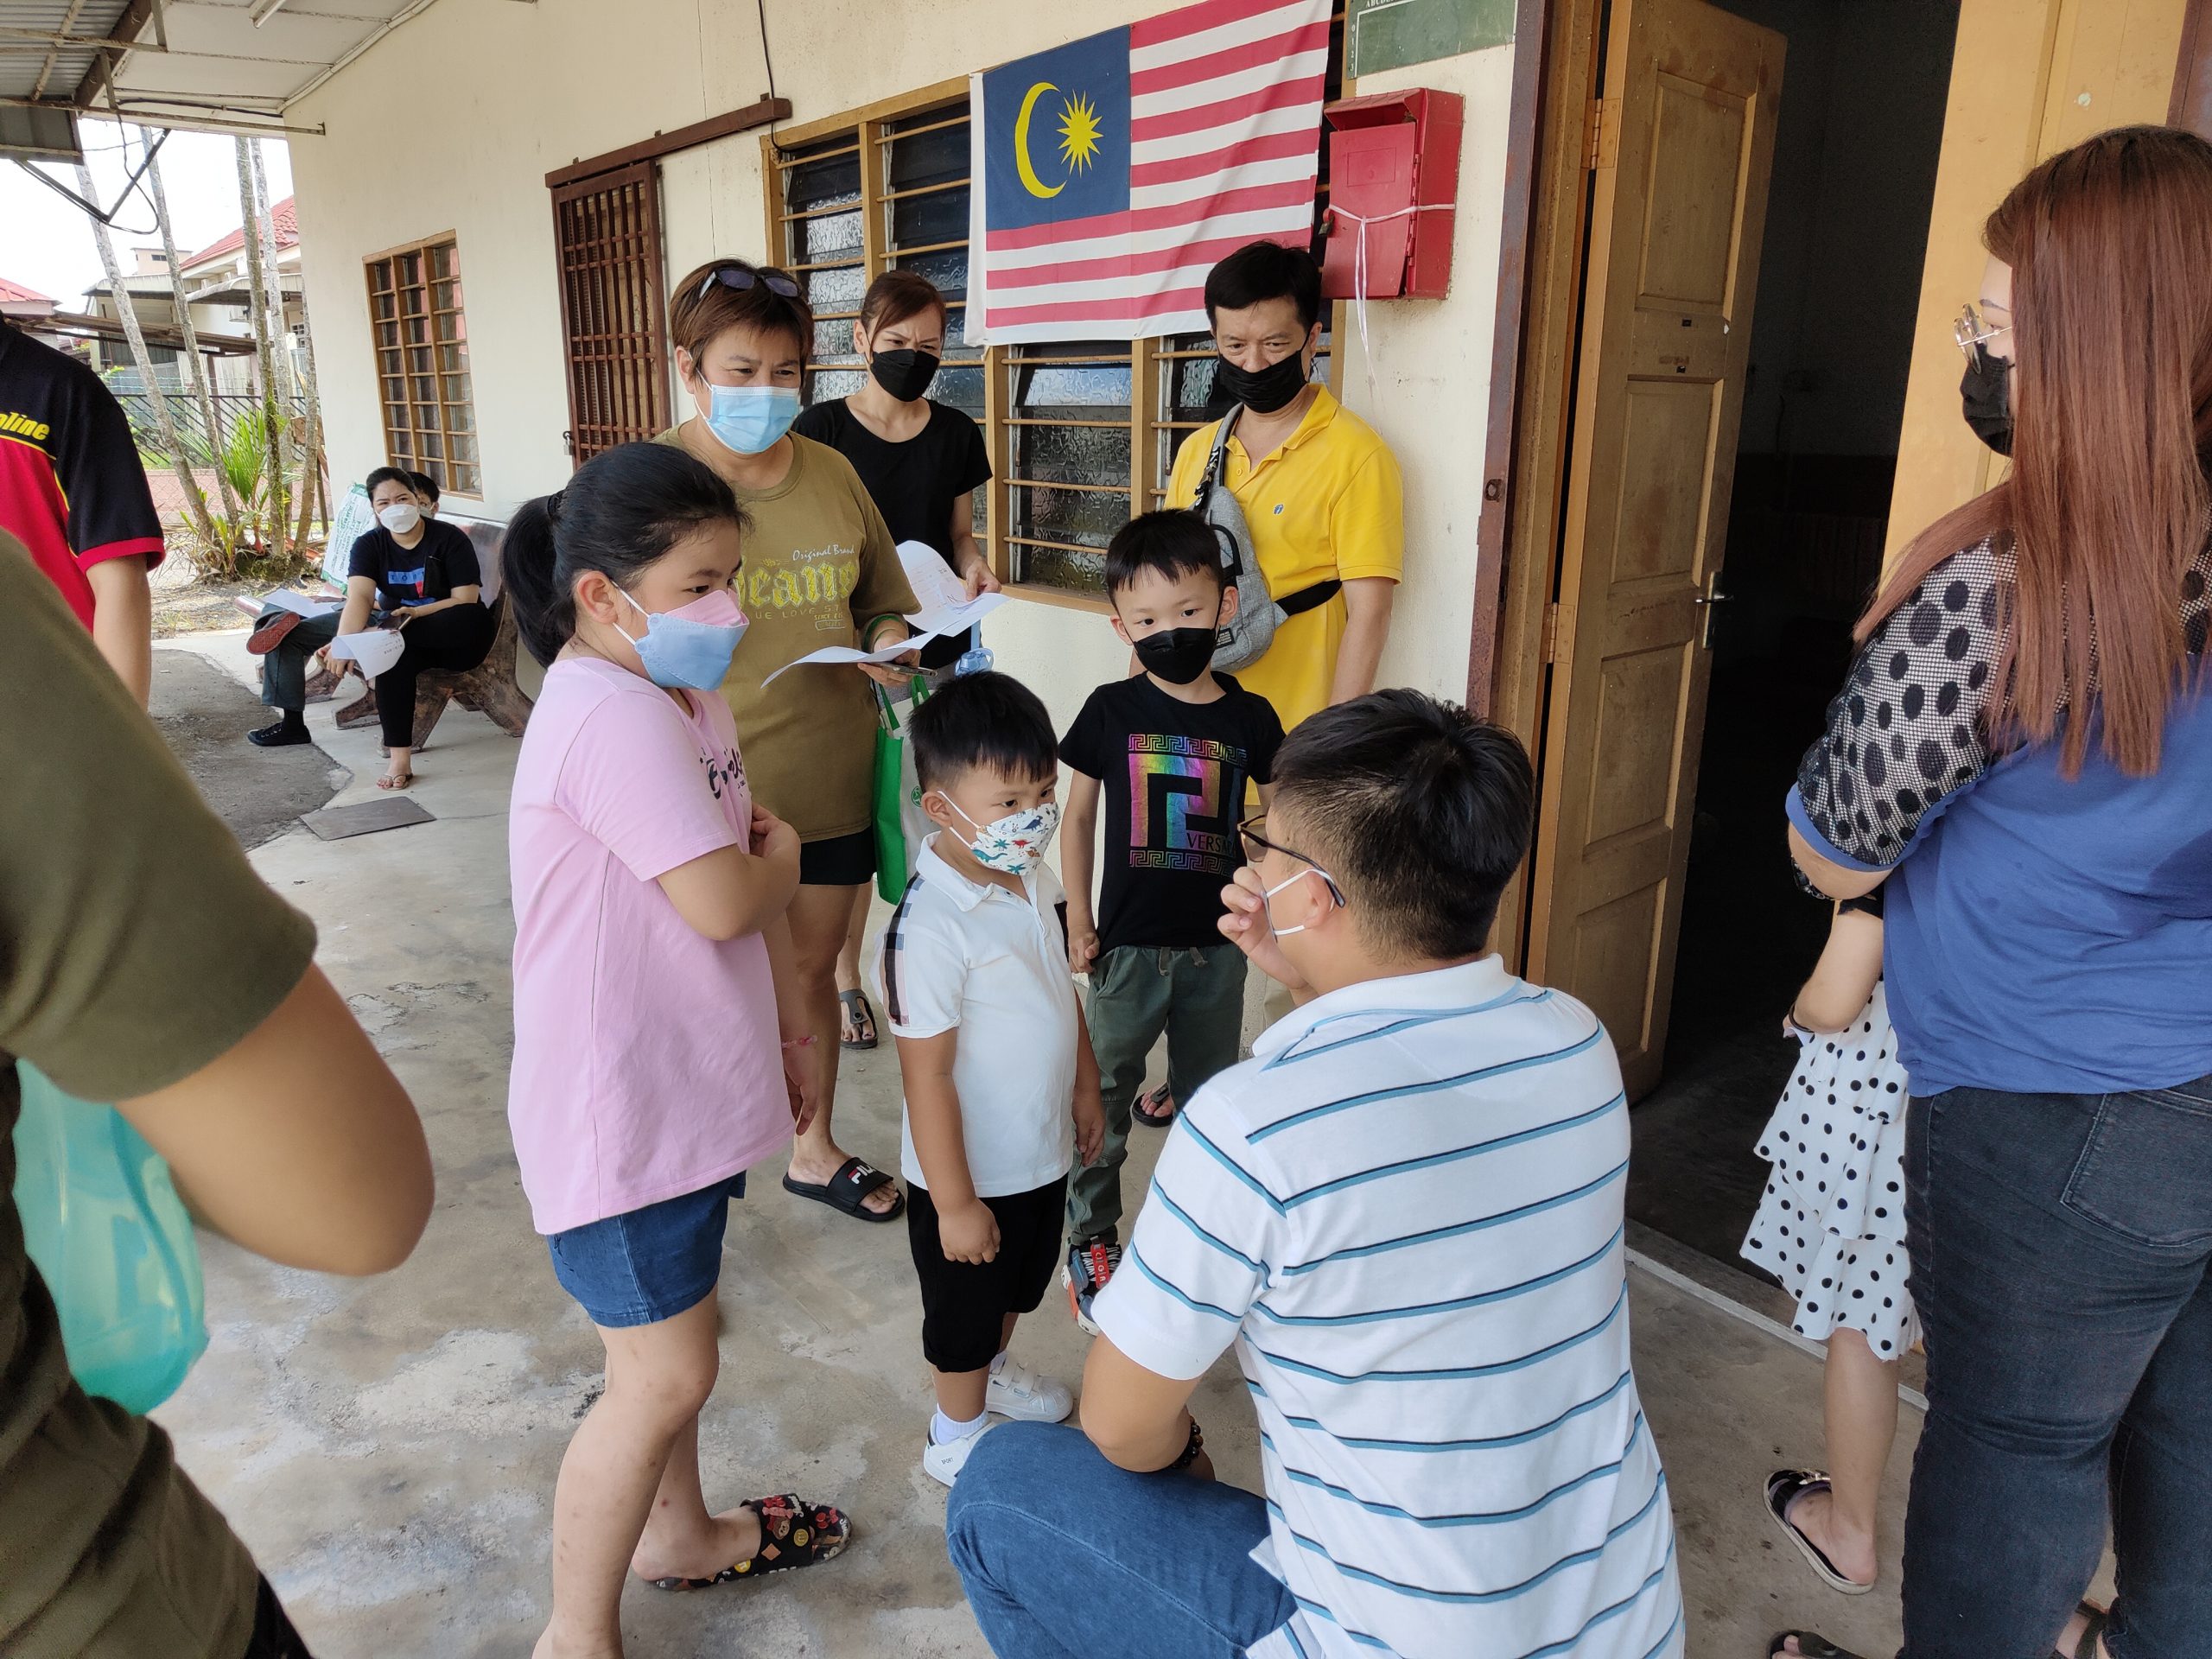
[{"xmin": 1058, "ymin": 511, "xmax": 1285, "ymax": 1327}]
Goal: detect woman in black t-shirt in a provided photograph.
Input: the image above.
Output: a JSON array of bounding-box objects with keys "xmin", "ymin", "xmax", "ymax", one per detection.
[
  {"xmin": 792, "ymin": 271, "xmax": 994, "ymax": 1046},
  {"xmin": 337, "ymin": 467, "xmax": 493, "ymax": 788}
]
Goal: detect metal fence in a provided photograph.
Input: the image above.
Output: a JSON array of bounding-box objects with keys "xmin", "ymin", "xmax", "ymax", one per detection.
[{"xmin": 114, "ymin": 390, "xmax": 310, "ymax": 471}]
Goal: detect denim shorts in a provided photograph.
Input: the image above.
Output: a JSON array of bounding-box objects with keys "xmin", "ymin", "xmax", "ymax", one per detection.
[{"xmin": 546, "ymin": 1173, "xmax": 746, "ymax": 1328}]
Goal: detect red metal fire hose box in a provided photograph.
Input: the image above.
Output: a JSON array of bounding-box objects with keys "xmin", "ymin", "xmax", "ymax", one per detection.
[{"xmin": 1319, "ymin": 88, "xmax": 1465, "ymax": 300}]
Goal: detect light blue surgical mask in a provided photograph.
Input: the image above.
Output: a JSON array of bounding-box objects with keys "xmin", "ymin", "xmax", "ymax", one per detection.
[
  {"xmin": 617, "ymin": 588, "xmax": 748, "ymax": 690},
  {"xmin": 698, "ymin": 382, "xmax": 801, "ymax": 455}
]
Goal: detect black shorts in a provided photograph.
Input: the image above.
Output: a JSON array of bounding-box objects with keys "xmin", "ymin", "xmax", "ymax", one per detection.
[
  {"xmin": 906, "ymin": 1175, "xmax": 1069, "ymax": 1373},
  {"xmin": 798, "ymin": 827, "xmax": 875, "ymax": 887}
]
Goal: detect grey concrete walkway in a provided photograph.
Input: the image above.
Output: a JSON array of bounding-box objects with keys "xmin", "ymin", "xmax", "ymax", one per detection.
[{"xmin": 156, "ymin": 632, "xmax": 1920, "ymax": 1658}]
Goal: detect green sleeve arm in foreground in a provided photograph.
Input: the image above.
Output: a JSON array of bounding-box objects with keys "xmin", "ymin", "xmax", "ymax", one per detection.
[{"xmin": 0, "ymin": 531, "xmax": 432, "ymax": 1275}]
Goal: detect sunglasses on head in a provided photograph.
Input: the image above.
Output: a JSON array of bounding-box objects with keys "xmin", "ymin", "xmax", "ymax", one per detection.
[{"xmin": 697, "ymin": 263, "xmax": 803, "ymax": 302}]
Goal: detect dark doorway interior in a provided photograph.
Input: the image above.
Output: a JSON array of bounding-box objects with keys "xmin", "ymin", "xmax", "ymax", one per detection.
[{"xmin": 1626, "ymin": 0, "xmax": 1960, "ymax": 1270}]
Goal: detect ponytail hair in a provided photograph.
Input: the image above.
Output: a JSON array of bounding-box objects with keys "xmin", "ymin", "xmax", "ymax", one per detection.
[{"xmin": 504, "ymin": 442, "xmax": 748, "ymax": 667}]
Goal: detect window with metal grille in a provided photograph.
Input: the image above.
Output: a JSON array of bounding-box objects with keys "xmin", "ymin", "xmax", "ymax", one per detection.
[
  {"xmin": 365, "ymin": 237, "xmax": 480, "ymax": 496},
  {"xmin": 552, "ymin": 161, "xmax": 670, "ymax": 464}
]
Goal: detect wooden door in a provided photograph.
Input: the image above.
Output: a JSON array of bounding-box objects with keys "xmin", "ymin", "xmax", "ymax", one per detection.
[
  {"xmin": 550, "ymin": 160, "xmax": 670, "ymax": 465},
  {"xmin": 1526, "ymin": 0, "xmax": 1783, "ymax": 1098}
]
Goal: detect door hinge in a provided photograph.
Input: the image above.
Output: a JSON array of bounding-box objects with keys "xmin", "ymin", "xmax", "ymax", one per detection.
[
  {"xmin": 1586, "ymin": 98, "xmax": 1620, "ymax": 171},
  {"xmin": 1542, "ymin": 601, "xmax": 1561, "ymax": 664}
]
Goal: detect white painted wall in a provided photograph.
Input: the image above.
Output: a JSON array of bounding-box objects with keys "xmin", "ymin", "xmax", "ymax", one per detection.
[{"xmin": 290, "ymin": 0, "xmax": 1514, "ymax": 734}]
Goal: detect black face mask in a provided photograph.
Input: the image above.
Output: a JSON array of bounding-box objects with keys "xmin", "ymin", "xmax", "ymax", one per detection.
[
  {"xmin": 1215, "ymin": 348, "xmax": 1308, "ymax": 415},
  {"xmin": 869, "ymin": 348, "xmax": 940, "ymax": 404},
  {"xmin": 1132, "ymin": 619, "xmax": 1221, "ymax": 685},
  {"xmin": 1961, "ymin": 348, "xmax": 2014, "ymax": 456}
]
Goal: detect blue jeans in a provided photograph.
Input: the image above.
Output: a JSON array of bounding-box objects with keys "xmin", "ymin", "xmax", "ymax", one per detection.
[
  {"xmin": 1902, "ymin": 1076, "xmax": 2212, "ymax": 1658},
  {"xmin": 946, "ymin": 1421, "xmax": 1295, "ymax": 1658}
]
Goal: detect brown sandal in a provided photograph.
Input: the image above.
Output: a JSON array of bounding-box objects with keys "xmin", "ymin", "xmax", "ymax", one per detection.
[{"xmin": 644, "ymin": 1493, "xmax": 850, "ymax": 1591}]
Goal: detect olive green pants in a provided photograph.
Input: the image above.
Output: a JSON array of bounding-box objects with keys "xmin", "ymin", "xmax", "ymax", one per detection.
[{"xmin": 1071, "ymin": 942, "xmax": 1248, "ymax": 1245}]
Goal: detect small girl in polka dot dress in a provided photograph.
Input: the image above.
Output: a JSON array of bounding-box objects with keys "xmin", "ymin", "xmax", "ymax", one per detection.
[{"xmin": 1743, "ymin": 888, "xmax": 1915, "ymax": 1597}]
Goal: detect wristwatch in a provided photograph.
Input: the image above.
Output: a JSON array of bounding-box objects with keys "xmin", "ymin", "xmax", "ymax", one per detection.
[{"xmin": 1165, "ymin": 1416, "xmax": 1205, "ymax": 1472}]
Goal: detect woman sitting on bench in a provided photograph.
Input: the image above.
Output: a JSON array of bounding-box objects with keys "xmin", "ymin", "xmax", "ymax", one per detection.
[{"xmin": 251, "ymin": 467, "xmax": 494, "ymax": 789}]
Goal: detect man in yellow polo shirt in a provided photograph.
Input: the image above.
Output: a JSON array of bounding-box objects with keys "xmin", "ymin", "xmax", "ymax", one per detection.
[{"xmin": 1166, "ymin": 243, "xmax": 1403, "ymax": 736}]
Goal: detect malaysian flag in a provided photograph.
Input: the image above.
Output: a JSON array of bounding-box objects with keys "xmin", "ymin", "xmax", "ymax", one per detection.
[{"xmin": 964, "ymin": 0, "xmax": 1331, "ymax": 343}]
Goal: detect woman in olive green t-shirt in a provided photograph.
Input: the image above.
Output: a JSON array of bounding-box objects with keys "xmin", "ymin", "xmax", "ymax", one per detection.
[
  {"xmin": 656, "ymin": 257, "xmax": 918, "ymax": 1225},
  {"xmin": 0, "ymin": 532, "xmax": 432, "ymax": 1657}
]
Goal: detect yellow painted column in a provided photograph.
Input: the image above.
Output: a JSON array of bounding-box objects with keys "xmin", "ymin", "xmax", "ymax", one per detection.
[{"xmin": 1884, "ymin": 0, "xmax": 2190, "ymax": 566}]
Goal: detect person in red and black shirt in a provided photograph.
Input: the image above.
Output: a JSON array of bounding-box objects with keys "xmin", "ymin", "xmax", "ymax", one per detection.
[{"xmin": 0, "ymin": 318, "xmax": 162, "ymax": 703}]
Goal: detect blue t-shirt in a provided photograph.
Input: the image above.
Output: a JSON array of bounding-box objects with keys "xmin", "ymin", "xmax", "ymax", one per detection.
[{"xmin": 1789, "ymin": 534, "xmax": 2212, "ymax": 1097}]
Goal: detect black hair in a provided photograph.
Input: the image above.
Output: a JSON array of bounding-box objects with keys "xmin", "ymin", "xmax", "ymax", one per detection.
[
  {"xmin": 669, "ymin": 257, "xmax": 814, "ymax": 365},
  {"xmin": 1204, "ymin": 240, "xmax": 1323, "ymax": 332},
  {"xmin": 1104, "ymin": 509, "xmax": 1224, "ymax": 600},
  {"xmin": 1271, "ymin": 690, "xmax": 1535, "ymax": 958},
  {"xmin": 909, "ymin": 671, "xmax": 1058, "ymax": 793},
  {"xmin": 407, "ymin": 469, "xmax": 440, "ymax": 502},
  {"xmin": 501, "ymin": 442, "xmax": 748, "ymax": 669},
  {"xmin": 365, "ymin": 465, "xmax": 416, "ymax": 498}
]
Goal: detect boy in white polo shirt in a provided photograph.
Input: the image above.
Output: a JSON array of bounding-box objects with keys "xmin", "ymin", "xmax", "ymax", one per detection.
[
  {"xmin": 878, "ymin": 671, "xmax": 1106, "ymax": 1486},
  {"xmin": 944, "ymin": 690, "xmax": 1684, "ymax": 1659}
]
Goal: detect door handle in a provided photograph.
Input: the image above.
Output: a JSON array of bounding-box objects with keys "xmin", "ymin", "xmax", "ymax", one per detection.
[{"xmin": 1694, "ymin": 582, "xmax": 1732, "ymax": 648}]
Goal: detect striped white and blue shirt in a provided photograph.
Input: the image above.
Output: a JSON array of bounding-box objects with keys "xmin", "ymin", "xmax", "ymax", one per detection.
[{"xmin": 1093, "ymin": 957, "xmax": 1682, "ymax": 1659}]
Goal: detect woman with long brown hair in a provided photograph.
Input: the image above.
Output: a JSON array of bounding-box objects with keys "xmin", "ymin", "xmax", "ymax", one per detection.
[{"xmin": 1777, "ymin": 126, "xmax": 2212, "ymax": 1659}]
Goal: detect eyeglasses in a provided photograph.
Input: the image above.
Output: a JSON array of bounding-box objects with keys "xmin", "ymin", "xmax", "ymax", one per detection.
[
  {"xmin": 1237, "ymin": 813, "xmax": 1346, "ymax": 906},
  {"xmin": 696, "ymin": 262, "xmax": 803, "ymax": 302},
  {"xmin": 1954, "ymin": 302, "xmax": 2011, "ymax": 363}
]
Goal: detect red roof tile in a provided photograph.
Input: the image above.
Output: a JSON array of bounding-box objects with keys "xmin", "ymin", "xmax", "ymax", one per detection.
[
  {"xmin": 0, "ymin": 276, "xmax": 54, "ymax": 304},
  {"xmin": 181, "ymin": 196, "xmax": 300, "ymax": 271}
]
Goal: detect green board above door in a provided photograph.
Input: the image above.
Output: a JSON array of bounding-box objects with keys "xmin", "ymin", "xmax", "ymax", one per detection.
[{"xmin": 1346, "ymin": 0, "xmax": 1516, "ymax": 79}]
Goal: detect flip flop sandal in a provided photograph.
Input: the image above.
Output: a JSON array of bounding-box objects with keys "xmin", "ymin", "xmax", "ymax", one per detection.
[
  {"xmin": 1770, "ymin": 1636, "xmax": 1859, "ymax": 1658},
  {"xmin": 782, "ymin": 1156, "xmax": 905, "ymax": 1223},
  {"xmin": 2056, "ymin": 1601, "xmax": 2110, "ymax": 1659},
  {"xmin": 375, "ymin": 772, "xmax": 415, "ymax": 791},
  {"xmin": 1764, "ymin": 1469, "xmax": 1874, "ymax": 1595},
  {"xmin": 1132, "ymin": 1084, "xmax": 1178, "ymax": 1128},
  {"xmin": 839, "ymin": 988, "xmax": 879, "ymax": 1051},
  {"xmin": 644, "ymin": 1493, "xmax": 850, "ymax": 1591}
]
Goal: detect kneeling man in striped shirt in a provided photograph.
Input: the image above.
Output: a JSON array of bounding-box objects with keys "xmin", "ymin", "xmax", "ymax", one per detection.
[{"xmin": 947, "ymin": 689, "xmax": 1684, "ymax": 1659}]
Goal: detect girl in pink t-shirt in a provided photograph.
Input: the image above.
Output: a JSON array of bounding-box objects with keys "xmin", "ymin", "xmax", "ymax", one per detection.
[{"xmin": 502, "ymin": 442, "xmax": 853, "ymax": 1657}]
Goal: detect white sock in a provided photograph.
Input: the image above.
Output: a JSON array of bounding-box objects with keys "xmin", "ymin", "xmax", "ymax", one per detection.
[
  {"xmin": 931, "ymin": 1407, "xmax": 988, "ymax": 1446},
  {"xmin": 988, "ymin": 1351, "xmax": 1008, "ymax": 1376}
]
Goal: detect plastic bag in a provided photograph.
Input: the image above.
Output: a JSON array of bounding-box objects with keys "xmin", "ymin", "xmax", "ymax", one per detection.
[
  {"xmin": 10, "ymin": 1061, "xmax": 207, "ymax": 1414},
  {"xmin": 872, "ymin": 676, "xmax": 933, "ymax": 904}
]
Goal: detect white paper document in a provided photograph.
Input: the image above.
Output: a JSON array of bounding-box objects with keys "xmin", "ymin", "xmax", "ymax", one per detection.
[
  {"xmin": 760, "ymin": 634, "xmax": 943, "ymax": 688},
  {"xmin": 896, "ymin": 538, "xmax": 1007, "ymax": 639},
  {"xmin": 264, "ymin": 588, "xmax": 343, "ymax": 620},
  {"xmin": 329, "ymin": 629, "xmax": 406, "ymax": 677}
]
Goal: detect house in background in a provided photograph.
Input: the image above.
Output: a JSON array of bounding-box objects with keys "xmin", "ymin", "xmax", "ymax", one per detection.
[
  {"xmin": 0, "ymin": 276, "xmax": 59, "ymax": 327},
  {"xmin": 178, "ymin": 194, "xmax": 307, "ymax": 395},
  {"xmin": 0, "ymin": 276, "xmax": 75, "ymax": 357},
  {"xmin": 79, "ymin": 200, "xmax": 306, "ymax": 395}
]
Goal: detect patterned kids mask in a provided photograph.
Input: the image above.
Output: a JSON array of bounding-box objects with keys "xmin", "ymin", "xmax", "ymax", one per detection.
[{"xmin": 946, "ymin": 798, "xmax": 1060, "ymax": 875}]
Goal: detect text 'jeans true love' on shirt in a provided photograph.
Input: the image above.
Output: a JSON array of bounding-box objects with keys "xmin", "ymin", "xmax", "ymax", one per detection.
[
  {"xmin": 652, "ymin": 427, "xmax": 919, "ymax": 842},
  {"xmin": 1094, "ymin": 957, "xmax": 1683, "ymax": 1659},
  {"xmin": 507, "ymin": 656, "xmax": 791, "ymax": 1235},
  {"xmin": 1061, "ymin": 672, "xmax": 1285, "ymax": 952}
]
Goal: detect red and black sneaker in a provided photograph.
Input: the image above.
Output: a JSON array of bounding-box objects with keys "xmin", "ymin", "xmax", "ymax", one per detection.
[
  {"xmin": 247, "ymin": 610, "xmax": 303, "ymax": 656},
  {"xmin": 1063, "ymin": 1236, "xmax": 1122, "ymax": 1335}
]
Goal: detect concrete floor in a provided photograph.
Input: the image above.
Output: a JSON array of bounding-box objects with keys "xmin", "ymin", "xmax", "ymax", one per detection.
[{"xmin": 154, "ymin": 632, "xmax": 1924, "ymax": 1658}]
